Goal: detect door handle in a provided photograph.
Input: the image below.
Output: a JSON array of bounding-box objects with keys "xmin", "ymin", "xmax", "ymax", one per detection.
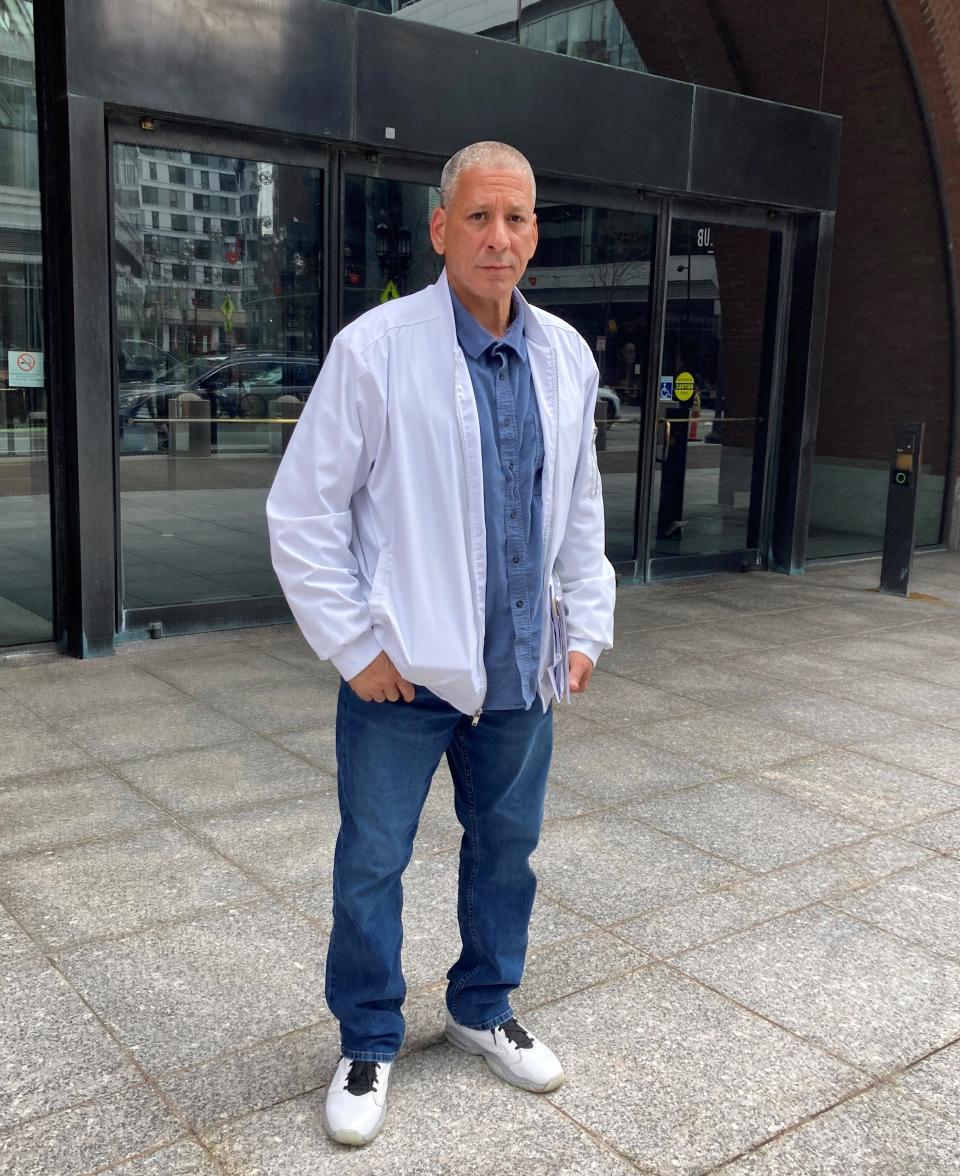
[{"xmin": 655, "ymin": 418, "xmax": 671, "ymax": 463}]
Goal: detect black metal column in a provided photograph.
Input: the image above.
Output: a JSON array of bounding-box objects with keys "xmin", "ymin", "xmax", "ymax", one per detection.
[
  {"xmin": 770, "ymin": 211, "xmax": 837, "ymax": 574},
  {"xmin": 39, "ymin": 87, "xmax": 117, "ymax": 656},
  {"xmin": 879, "ymin": 423, "xmax": 926, "ymax": 595}
]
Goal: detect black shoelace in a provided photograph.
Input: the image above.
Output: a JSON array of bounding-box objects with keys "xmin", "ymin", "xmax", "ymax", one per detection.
[
  {"xmin": 498, "ymin": 1018, "xmax": 534, "ymax": 1050},
  {"xmin": 344, "ymin": 1059, "xmax": 380, "ymax": 1096}
]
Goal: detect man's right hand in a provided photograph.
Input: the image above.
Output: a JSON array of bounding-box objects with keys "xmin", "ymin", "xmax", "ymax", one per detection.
[{"xmin": 348, "ymin": 651, "xmax": 416, "ymax": 703}]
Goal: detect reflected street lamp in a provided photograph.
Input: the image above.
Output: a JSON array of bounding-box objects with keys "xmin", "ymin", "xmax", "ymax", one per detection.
[{"xmin": 374, "ymin": 212, "xmax": 412, "ymax": 291}]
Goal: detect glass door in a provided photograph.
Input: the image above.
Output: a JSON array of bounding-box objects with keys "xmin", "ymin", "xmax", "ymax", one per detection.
[
  {"xmin": 645, "ymin": 210, "xmax": 788, "ymax": 577},
  {"xmin": 339, "ymin": 154, "xmax": 442, "ymax": 326},
  {"xmin": 0, "ymin": 1, "xmax": 53, "ymax": 646},
  {"xmin": 522, "ymin": 187, "xmax": 657, "ymax": 565},
  {"xmin": 110, "ymin": 126, "xmax": 327, "ymax": 618}
]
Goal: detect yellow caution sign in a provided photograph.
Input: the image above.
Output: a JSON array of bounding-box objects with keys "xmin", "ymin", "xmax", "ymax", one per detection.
[
  {"xmin": 675, "ymin": 371, "xmax": 695, "ymax": 402},
  {"xmin": 379, "ymin": 280, "xmax": 400, "ymax": 303},
  {"xmin": 220, "ymin": 294, "xmax": 235, "ymax": 331}
]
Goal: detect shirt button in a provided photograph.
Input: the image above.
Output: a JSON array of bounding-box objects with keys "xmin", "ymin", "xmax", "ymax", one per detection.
[
  {"xmin": 515, "ymin": 600, "xmax": 523, "ymax": 608},
  {"xmin": 512, "ymin": 555, "xmax": 520, "ymax": 563},
  {"xmin": 510, "ymin": 511, "xmax": 518, "ymax": 519}
]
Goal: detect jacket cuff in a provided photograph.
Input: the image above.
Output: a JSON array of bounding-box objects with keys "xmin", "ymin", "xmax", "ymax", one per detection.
[
  {"xmin": 568, "ymin": 637, "xmax": 605, "ymax": 666},
  {"xmin": 331, "ymin": 629, "xmax": 383, "ymax": 682}
]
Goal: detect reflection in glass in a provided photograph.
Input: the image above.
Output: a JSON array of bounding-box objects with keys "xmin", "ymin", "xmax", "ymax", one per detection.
[
  {"xmin": 329, "ymin": 2, "xmax": 645, "ymax": 70},
  {"xmin": 113, "ymin": 145, "xmax": 323, "ymax": 609},
  {"xmin": 331, "ymin": 0, "xmax": 521, "ymax": 41},
  {"xmin": 343, "ymin": 175, "xmax": 441, "ymax": 323},
  {"xmin": 520, "ymin": 0, "xmax": 644, "ymax": 70},
  {"xmin": 649, "ymin": 220, "xmax": 779, "ymax": 561},
  {"xmin": 522, "ymin": 201, "xmax": 656, "ymax": 561},
  {"xmin": 0, "ymin": 0, "xmax": 52, "ymax": 645}
]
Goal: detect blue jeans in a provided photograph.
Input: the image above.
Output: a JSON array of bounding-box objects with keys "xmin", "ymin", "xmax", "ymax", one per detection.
[{"xmin": 326, "ymin": 681, "xmax": 553, "ymax": 1062}]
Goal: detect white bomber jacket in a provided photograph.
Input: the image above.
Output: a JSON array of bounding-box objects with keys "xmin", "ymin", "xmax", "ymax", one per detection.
[{"xmin": 266, "ymin": 269, "xmax": 615, "ymax": 716}]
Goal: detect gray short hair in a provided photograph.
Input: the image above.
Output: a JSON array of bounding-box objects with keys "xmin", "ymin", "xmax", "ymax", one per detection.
[{"xmin": 439, "ymin": 141, "xmax": 536, "ymax": 209}]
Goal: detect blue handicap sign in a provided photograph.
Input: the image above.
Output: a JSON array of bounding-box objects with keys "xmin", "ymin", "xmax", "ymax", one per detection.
[{"xmin": 659, "ymin": 376, "xmax": 674, "ymax": 402}]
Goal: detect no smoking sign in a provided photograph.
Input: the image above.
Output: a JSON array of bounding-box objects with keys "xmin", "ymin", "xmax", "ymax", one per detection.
[{"xmin": 8, "ymin": 350, "xmax": 44, "ymax": 388}]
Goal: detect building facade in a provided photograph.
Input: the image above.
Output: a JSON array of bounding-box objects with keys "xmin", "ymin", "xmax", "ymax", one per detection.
[{"xmin": 0, "ymin": 0, "xmax": 955, "ymax": 655}]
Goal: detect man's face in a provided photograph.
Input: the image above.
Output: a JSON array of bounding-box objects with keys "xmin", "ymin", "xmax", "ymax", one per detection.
[{"xmin": 430, "ymin": 166, "xmax": 538, "ymax": 311}]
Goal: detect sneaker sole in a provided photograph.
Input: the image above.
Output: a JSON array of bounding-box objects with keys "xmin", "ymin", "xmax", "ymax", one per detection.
[
  {"xmin": 322, "ymin": 1103, "xmax": 387, "ymax": 1147},
  {"xmin": 444, "ymin": 1027, "xmax": 565, "ymax": 1094}
]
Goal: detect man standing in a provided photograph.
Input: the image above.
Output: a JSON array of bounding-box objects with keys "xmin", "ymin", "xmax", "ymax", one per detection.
[{"xmin": 267, "ymin": 141, "xmax": 614, "ymax": 1147}]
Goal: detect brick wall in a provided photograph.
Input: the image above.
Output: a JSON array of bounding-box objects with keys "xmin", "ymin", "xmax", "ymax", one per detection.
[
  {"xmin": 890, "ymin": 0, "xmax": 960, "ymax": 542},
  {"xmin": 617, "ymin": 0, "xmax": 958, "ymax": 541}
]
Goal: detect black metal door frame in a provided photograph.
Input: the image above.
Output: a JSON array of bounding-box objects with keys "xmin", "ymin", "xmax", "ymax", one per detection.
[
  {"xmin": 95, "ymin": 116, "xmax": 816, "ymax": 639},
  {"xmin": 642, "ymin": 197, "xmax": 797, "ymax": 582}
]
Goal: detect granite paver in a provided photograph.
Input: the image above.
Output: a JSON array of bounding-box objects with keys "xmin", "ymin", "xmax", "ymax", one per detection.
[
  {"xmin": 724, "ymin": 1084, "xmax": 960, "ymax": 1173},
  {"xmin": 677, "ymin": 904, "xmax": 960, "ymax": 1074},
  {"xmin": 3, "ymin": 552, "xmax": 960, "ymax": 1171}
]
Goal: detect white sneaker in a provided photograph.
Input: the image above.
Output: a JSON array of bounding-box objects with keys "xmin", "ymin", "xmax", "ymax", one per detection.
[
  {"xmin": 445, "ymin": 1014, "xmax": 565, "ymax": 1093},
  {"xmin": 322, "ymin": 1056, "xmax": 392, "ymax": 1146}
]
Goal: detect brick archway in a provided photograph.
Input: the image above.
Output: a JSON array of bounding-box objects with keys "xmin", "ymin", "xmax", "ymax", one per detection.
[
  {"xmin": 888, "ymin": 0, "xmax": 960, "ymax": 542},
  {"xmin": 617, "ymin": 0, "xmax": 958, "ymax": 551}
]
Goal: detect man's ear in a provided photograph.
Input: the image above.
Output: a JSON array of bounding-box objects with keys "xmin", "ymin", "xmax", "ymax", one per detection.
[
  {"xmin": 530, "ymin": 212, "xmax": 539, "ymax": 257},
  {"xmin": 429, "ymin": 205, "xmax": 446, "ymax": 255}
]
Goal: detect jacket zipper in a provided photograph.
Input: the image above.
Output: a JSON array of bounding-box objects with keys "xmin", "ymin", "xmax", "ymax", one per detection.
[
  {"xmin": 452, "ymin": 348, "xmax": 488, "ymax": 717},
  {"xmin": 539, "ymin": 350, "xmax": 561, "ymax": 702}
]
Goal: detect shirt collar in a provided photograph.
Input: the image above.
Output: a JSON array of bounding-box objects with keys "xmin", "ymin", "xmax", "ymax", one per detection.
[{"xmin": 449, "ymin": 285, "xmax": 527, "ymax": 362}]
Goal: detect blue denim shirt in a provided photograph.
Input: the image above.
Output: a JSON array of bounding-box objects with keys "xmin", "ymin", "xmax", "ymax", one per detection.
[{"xmin": 451, "ymin": 288, "xmax": 545, "ymax": 711}]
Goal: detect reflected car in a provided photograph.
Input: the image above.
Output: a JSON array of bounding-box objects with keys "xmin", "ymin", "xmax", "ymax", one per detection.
[
  {"xmin": 117, "ymin": 352, "xmax": 322, "ymax": 434},
  {"xmin": 597, "ymin": 386, "xmax": 621, "ymax": 426},
  {"xmin": 118, "ymin": 339, "xmax": 178, "ymax": 383}
]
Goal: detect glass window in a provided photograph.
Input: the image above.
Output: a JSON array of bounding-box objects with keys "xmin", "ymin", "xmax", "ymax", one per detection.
[
  {"xmin": 521, "ymin": 18, "xmax": 545, "ymax": 51},
  {"xmin": 521, "ymin": 1, "xmax": 646, "ymax": 73},
  {"xmin": 113, "ymin": 144, "xmax": 324, "ymax": 609},
  {"xmin": 544, "ymin": 12, "xmax": 566, "ymax": 54},
  {"xmin": 327, "ymin": 1, "xmax": 642, "ymax": 68},
  {"xmin": 0, "ymin": 0, "xmax": 51, "ymax": 645},
  {"xmin": 568, "ymin": 8, "xmax": 593, "ymax": 57},
  {"xmin": 329, "ymin": 1, "xmax": 521, "ymax": 41}
]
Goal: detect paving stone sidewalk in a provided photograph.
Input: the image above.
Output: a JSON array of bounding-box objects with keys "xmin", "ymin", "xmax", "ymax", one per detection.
[{"xmin": 4, "ymin": 553, "xmax": 960, "ymax": 1174}]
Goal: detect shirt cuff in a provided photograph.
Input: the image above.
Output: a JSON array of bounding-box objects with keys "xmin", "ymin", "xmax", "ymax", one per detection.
[
  {"xmin": 331, "ymin": 629, "xmax": 383, "ymax": 682},
  {"xmin": 568, "ymin": 637, "xmax": 605, "ymax": 666}
]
